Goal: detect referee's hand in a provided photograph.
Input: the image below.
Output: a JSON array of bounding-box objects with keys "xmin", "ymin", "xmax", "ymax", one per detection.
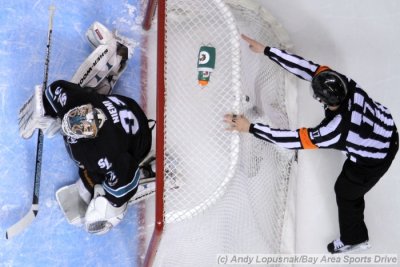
[
  {"xmin": 224, "ymin": 113, "xmax": 250, "ymax": 132},
  {"xmin": 241, "ymin": 34, "xmax": 266, "ymax": 54}
]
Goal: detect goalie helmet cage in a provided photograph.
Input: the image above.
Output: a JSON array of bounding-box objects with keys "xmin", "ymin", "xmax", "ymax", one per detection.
[{"xmin": 142, "ymin": 0, "xmax": 298, "ymax": 266}]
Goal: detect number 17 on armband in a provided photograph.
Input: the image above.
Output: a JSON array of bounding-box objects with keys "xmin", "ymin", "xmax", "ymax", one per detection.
[{"xmin": 197, "ymin": 45, "xmax": 216, "ymax": 86}]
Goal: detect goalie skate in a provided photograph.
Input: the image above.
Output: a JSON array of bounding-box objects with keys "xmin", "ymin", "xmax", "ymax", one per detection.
[
  {"xmin": 139, "ymin": 153, "xmax": 156, "ymax": 180},
  {"xmin": 130, "ymin": 154, "xmax": 180, "ymax": 205}
]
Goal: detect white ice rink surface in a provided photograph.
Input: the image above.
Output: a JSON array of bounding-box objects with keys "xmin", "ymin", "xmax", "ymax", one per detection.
[{"xmin": 258, "ymin": 0, "xmax": 400, "ymax": 265}]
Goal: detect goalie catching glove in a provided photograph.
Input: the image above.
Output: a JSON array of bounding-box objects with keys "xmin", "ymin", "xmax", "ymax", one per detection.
[
  {"xmin": 19, "ymin": 85, "xmax": 61, "ymax": 139},
  {"xmin": 84, "ymin": 184, "xmax": 127, "ymax": 235},
  {"xmin": 57, "ymin": 182, "xmax": 127, "ymax": 234}
]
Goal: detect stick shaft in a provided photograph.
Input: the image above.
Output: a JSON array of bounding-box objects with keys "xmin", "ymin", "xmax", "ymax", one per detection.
[{"xmin": 6, "ymin": 6, "xmax": 56, "ymax": 239}]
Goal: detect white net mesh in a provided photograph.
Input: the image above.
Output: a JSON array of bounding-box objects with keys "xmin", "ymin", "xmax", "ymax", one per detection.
[
  {"xmin": 162, "ymin": 0, "xmax": 241, "ymax": 223},
  {"xmin": 149, "ymin": 0, "xmax": 298, "ymax": 266}
]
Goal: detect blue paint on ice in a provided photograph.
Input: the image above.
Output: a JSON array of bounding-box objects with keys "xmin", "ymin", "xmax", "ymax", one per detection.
[{"xmin": 0, "ymin": 0, "xmax": 145, "ymax": 266}]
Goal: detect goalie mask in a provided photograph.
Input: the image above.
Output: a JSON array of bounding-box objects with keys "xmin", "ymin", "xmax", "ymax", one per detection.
[
  {"xmin": 61, "ymin": 104, "xmax": 106, "ymax": 139},
  {"xmin": 311, "ymin": 70, "xmax": 348, "ymax": 106}
]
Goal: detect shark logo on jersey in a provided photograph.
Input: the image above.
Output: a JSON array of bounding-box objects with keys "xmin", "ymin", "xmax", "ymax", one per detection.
[
  {"xmin": 106, "ymin": 171, "xmax": 118, "ymax": 186},
  {"xmin": 54, "ymin": 86, "xmax": 62, "ymax": 95},
  {"xmin": 54, "ymin": 86, "xmax": 67, "ymax": 107}
]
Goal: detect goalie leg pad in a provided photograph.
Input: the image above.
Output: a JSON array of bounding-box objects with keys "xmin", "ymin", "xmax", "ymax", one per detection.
[
  {"xmin": 84, "ymin": 185, "xmax": 127, "ymax": 235},
  {"xmin": 56, "ymin": 182, "xmax": 89, "ymax": 226},
  {"xmin": 85, "ymin": 21, "xmax": 133, "ymax": 59},
  {"xmin": 70, "ymin": 41, "xmax": 120, "ymax": 89},
  {"xmin": 70, "ymin": 40, "xmax": 129, "ymax": 94},
  {"xmin": 76, "ymin": 178, "xmax": 92, "ymax": 205},
  {"xmin": 86, "ymin": 21, "xmax": 115, "ymax": 48},
  {"xmin": 19, "ymin": 85, "xmax": 61, "ymax": 139},
  {"xmin": 71, "ymin": 21, "xmax": 133, "ymax": 94}
]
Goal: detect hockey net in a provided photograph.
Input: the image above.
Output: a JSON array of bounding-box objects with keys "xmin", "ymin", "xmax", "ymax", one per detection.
[{"xmin": 142, "ymin": 0, "xmax": 298, "ymax": 266}]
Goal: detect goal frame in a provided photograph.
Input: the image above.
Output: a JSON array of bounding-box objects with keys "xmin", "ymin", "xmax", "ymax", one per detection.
[
  {"xmin": 142, "ymin": 0, "xmax": 165, "ymax": 266},
  {"xmin": 141, "ymin": 0, "xmax": 297, "ymax": 265}
]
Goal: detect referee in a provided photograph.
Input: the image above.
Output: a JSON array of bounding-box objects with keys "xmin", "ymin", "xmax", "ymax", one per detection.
[{"xmin": 225, "ymin": 34, "xmax": 398, "ymax": 254}]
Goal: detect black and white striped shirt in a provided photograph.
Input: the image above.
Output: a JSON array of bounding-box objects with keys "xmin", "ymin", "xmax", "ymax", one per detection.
[{"xmin": 249, "ymin": 47, "xmax": 396, "ymax": 165}]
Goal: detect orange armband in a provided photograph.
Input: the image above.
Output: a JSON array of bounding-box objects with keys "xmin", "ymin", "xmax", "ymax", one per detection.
[
  {"xmin": 299, "ymin": 128, "xmax": 318, "ymax": 149},
  {"xmin": 314, "ymin": 65, "xmax": 330, "ymax": 76}
]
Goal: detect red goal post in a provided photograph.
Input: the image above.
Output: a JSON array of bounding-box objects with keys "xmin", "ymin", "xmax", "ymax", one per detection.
[{"xmin": 141, "ymin": 0, "xmax": 165, "ymax": 266}]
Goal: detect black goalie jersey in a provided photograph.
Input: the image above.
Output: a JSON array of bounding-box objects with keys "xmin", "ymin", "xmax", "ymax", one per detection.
[{"xmin": 43, "ymin": 80, "xmax": 152, "ymax": 206}]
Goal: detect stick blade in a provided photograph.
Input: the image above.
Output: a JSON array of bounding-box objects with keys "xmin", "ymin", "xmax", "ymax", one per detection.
[{"xmin": 6, "ymin": 205, "xmax": 38, "ymax": 239}]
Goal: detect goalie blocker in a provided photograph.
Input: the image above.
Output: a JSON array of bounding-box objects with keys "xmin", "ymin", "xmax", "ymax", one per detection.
[{"xmin": 18, "ymin": 85, "xmax": 61, "ymax": 139}]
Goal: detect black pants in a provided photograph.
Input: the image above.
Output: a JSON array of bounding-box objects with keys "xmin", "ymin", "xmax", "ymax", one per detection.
[{"xmin": 334, "ymin": 129, "xmax": 398, "ymax": 245}]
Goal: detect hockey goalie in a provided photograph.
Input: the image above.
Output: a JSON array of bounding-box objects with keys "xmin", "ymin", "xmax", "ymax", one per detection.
[{"xmin": 18, "ymin": 22, "xmax": 156, "ymax": 235}]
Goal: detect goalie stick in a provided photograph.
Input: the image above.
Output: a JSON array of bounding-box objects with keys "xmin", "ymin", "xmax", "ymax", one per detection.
[
  {"xmin": 129, "ymin": 154, "xmax": 179, "ymax": 205},
  {"xmin": 128, "ymin": 176, "xmax": 157, "ymax": 205},
  {"xmin": 6, "ymin": 5, "xmax": 56, "ymax": 240},
  {"xmin": 129, "ymin": 174, "xmax": 179, "ymax": 206}
]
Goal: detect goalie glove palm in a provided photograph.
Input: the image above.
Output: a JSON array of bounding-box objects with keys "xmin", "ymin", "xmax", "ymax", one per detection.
[
  {"xmin": 84, "ymin": 185, "xmax": 127, "ymax": 235},
  {"xmin": 19, "ymin": 85, "xmax": 61, "ymax": 139}
]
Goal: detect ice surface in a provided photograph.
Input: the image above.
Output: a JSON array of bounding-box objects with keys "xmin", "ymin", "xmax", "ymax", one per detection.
[{"xmin": 0, "ymin": 0, "xmax": 146, "ymax": 266}]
